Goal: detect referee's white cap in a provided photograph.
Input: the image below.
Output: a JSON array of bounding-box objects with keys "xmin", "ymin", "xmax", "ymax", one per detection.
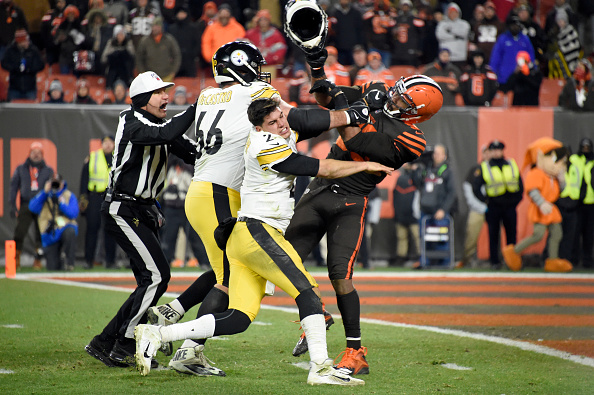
[{"xmin": 129, "ymin": 71, "xmax": 174, "ymax": 98}]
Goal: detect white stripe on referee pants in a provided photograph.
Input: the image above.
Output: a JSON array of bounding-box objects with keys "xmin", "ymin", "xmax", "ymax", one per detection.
[{"xmin": 109, "ymin": 201, "xmax": 163, "ymax": 338}]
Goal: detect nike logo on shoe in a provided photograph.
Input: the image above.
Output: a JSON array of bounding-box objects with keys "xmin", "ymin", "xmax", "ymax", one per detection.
[{"xmin": 144, "ymin": 345, "xmax": 151, "ymax": 359}]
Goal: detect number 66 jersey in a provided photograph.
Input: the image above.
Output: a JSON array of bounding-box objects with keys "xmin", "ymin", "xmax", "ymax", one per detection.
[{"xmin": 192, "ymin": 81, "xmax": 280, "ymax": 192}]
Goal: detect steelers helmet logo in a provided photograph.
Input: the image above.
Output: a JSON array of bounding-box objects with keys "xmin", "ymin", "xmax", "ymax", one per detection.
[{"xmin": 231, "ymin": 50, "xmax": 248, "ymax": 67}]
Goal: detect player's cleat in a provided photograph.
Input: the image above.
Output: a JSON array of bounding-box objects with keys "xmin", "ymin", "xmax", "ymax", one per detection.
[
  {"xmin": 134, "ymin": 324, "xmax": 163, "ymax": 376},
  {"xmin": 307, "ymin": 359, "xmax": 365, "ymax": 386},
  {"xmin": 85, "ymin": 335, "xmax": 126, "ymax": 368},
  {"xmin": 334, "ymin": 346, "xmax": 369, "ymax": 375},
  {"xmin": 171, "ymin": 259, "xmax": 184, "ymax": 268},
  {"xmin": 110, "ymin": 337, "xmax": 159, "ymax": 369},
  {"xmin": 168, "ymin": 344, "xmax": 226, "ymax": 376},
  {"xmin": 186, "ymin": 258, "xmax": 199, "ymax": 267},
  {"xmin": 147, "ymin": 304, "xmax": 183, "ymax": 356},
  {"xmin": 292, "ymin": 310, "xmax": 334, "ymax": 357}
]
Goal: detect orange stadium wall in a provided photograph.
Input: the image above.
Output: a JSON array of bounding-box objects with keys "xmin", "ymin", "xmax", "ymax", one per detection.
[{"xmin": 1, "ymin": 104, "xmax": 592, "ymax": 263}]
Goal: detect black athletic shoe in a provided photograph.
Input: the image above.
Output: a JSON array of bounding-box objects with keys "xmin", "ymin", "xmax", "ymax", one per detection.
[
  {"xmin": 293, "ymin": 310, "xmax": 335, "ymax": 357},
  {"xmin": 110, "ymin": 338, "xmax": 158, "ymax": 369},
  {"xmin": 85, "ymin": 335, "xmax": 126, "ymax": 368}
]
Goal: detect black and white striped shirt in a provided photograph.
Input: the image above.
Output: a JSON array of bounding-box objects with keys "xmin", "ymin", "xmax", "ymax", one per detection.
[{"xmin": 109, "ymin": 105, "xmax": 197, "ymax": 200}]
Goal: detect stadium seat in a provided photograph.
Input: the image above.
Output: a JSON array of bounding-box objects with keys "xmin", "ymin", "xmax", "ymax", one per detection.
[
  {"xmin": 389, "ymin": 65, "xmax": 418, "ymax": 79},
  {"xmin": 539, "ymin": 78, "xmax": 565, "ymax": 107},
  {"xmin": 83, "ymin": 75, "xmax": 107, "ymax": 89},
  {"xmin": 0, "ymin": 68, "xmax": 9, "ymax": 101},
  {"xmin": 491, "ymin": 90, "xmax": 513, "ymax": 107},
  {"xmin": 89, "ymin": 87, "xmax": 105, "ymax": 104}
]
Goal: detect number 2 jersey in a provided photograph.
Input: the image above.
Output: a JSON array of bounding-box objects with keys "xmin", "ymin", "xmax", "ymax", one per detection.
[
  {"xmin": 192, "ymin": 81, "xmax": 280, "ymax": 192},
  {"xmin": 238, "ymin": 128, "xmax": 300, "ymax": 234}
]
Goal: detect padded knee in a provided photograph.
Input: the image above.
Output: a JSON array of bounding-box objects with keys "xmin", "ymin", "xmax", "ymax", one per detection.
[{"xmin": 213, "ymin": 309, "xmax": 252, "ymax": 336}]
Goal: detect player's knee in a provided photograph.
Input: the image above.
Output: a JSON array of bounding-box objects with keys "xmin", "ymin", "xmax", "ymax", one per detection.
[
  {"xmin": 331, "ymin": 278, "xmax": 354, "ymax": 295},
  {"xmin": 196, "ymin": 286, "xmax": 229, "ymax": 318},
  {"xmin": 295, "ymin": 288, "xmax": 323, "ymax": 320}
]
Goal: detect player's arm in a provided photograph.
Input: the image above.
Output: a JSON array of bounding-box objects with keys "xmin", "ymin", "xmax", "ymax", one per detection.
[
  {"xmin": 342, "ymin": 125, "xmax": 427, "ymax": 168},
  {"xmin": 271, "ymin": 153, "xmax": 393, "ymax": 179}
]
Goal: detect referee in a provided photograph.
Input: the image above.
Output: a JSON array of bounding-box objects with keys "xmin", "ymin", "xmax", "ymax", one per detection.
[{"xmin": 85, "ymin": 71, "xmax": 197, "ymax": 368}]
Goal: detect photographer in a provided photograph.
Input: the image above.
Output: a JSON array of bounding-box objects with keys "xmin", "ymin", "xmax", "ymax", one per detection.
[{"xmin": 28, "ymin": 174, "xmax": 79, "ymax": 271}]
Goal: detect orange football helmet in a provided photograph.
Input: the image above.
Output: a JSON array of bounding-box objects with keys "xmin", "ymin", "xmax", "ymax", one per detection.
[{"xmin": 384, "ymin": 75, "xmax": 443, "ymax": 124}]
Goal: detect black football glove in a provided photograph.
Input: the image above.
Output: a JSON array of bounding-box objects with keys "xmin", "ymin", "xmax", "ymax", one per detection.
[
  {"xmin": 362, "ymin": 89, "xmax": 388, "ymax": 111},
  {"xmin": 346, "ymin": 101, "xmax": 370, "ymax": 125},
  {"xmin": 305, "ymin": 48, "xmax": 328, "ymax": 70},
  {"xmin": 309, "ymin": 79, "xmax": 348, "ymax": 109}
]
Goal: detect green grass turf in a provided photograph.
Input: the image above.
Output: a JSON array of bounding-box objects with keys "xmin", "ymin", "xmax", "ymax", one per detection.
[{"xmin": 0, "ymin": 278, "xmax": 592, "ymax": 394}]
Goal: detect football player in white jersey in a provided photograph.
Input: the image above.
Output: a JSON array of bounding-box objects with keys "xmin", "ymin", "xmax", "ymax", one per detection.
[
  {"xmin": 146, "ymin": 41, "xmax": 368, "ymax": 376},
  {"xmin": 135, "ymin": 97, "xmax": 392, "ymax": 385}
]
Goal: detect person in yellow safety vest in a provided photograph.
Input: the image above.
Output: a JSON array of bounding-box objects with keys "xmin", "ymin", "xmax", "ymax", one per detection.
[
  {"xmin": 556, "ymin": 143, "xmax": 586, "ymax": 263},
  {"xmin": 472, "ymin": 140, "xmax": 523, "ymax": 269},
  {"xmin": 576, "ymin": 138, "xmax": 594, "ymax": 268},
  {"xmin": 79, "ymin": 135, "xmax": 117, "ymax": 269}
]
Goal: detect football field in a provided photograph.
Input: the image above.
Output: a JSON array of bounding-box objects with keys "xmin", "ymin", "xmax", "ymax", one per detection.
[{"xmin": 1, "ymin": 269, "xmax": 593, "ymax": 394}]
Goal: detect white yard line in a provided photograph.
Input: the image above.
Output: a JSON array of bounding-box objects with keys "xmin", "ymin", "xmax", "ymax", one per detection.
[{"xmin": 5, "ymin": 271, "xmax": 594, "ymax": 369}]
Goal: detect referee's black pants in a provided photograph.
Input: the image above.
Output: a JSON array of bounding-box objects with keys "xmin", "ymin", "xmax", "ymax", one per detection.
[{"xmin": 100, "ymin": 200, "xmax": 171, "ymax": 341}]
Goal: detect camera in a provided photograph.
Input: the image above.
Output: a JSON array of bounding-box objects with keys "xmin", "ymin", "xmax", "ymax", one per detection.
[{"xmin": 51, "ymin": 178, "xmax": 61, "ymax": 190}]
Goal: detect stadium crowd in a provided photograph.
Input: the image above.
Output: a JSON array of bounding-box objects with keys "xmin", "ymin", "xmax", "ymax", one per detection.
[{"xmin": 1, "ymin": 0, "xmax": 594, "ymax": 107}]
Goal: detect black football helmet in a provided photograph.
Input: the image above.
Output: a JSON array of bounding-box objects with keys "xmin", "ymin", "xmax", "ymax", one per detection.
[{"xmin": 212, "ymin": 41, "xmax": 271, "ymax": 86}]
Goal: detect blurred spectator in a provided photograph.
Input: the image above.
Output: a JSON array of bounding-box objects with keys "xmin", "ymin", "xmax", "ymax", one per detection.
[
  {"xmin": 418, "ymin": 5, "xmax": 440, "ymax": 65},
  {"xmin": 546, "ymin": 9, "xmax": 583, "ymax": 80},
  {"xmin": 101, "ymin": 24, "xmax": 135, "ymax": 89},
  {"xmin": 29, "ymin": 173, "xmax": 79, "ymax": 271},
  {"xmin": 288, "ymin": 69, "xmax": 318, "ymax": 107},
  {"xmin": 423, "ymin": 47, "xmax": 461, "ymax": 106},
  {"xmin": 1, "ymin": 29, "xmax": 45, "ymax": 102},
  {"xmin": 513, "ymin": 4, "xmax": 547, "ymax": 73},
  {"xmin": 469, "ymin": 3, "xmax": 484, "ymax": 29},
  {"xmin": 436, "ymin": 2, "xmax": 470, "ymax": 70},
  {"xmin": 459, "ymin": 49, "xmax": 498, "ymax": 106},
  {"xmin": 472, "ymin": 140, "xmax": 523, "ymax": 270},
  {"xmin": 544, "ymin": 0, "xmax": 578, "ymax": 37},
  {"xmin": 323, "ymin": 46, "xmax": 351, "ymax": 86},
  {"xmin": 392, "ymin": 162, "xmax": 420, "ymax": 266},
  {"xmin": 390, "ymin": 0, "xmax": 423, "ymax": 67},
  {"xmin": 412, "ymin": 144, "xmax": 457, "ymax": 267},
  {"xmin": 348, "ymin": 44, "xmax": 368, "ymax": 84},
  {"xmin": 457, "ymin": 145, "xmax": 490, "ymax": 268},
  {"xmin": 135, "ymin": 17, "xmax": 181, "ymax": 81},
  {"xmin": 168, "ymin": 6, "xmax": 199, "ymax": 77},
  {"xmin": 470, "ymin": 1, "xmax": 503, "ymax": 63},
  {"xmin": 506, "ymin": 50, "xmax": 542, "ymax": 106},
  {"xmin": 245, "ymin": 9, "xmax": 287, "ymax": 66},
  {"xmin": 354, "ymin": 50, "xmax": 395, "ymax": 85},
  {"xmin": 73, "ymin": 78, "xmax": 97, "ymax": 104},
  {"xmin": 54, "ymin": 5, "xmax": 85, "ymax": 75},
  {"xmin": 0, "ymin": 0, "xmax": 28, "ymax": 60},
  {"xmin": 111, "ymin": 79, "xmax": 130, "ymax": 104},
  {"xmin": 195, "ymin": 1, "xmax": 217, "ymax": 70},
  {"xmin": 79, "ymin": 135, "xmax": 116, "ymax": 269},
  {"xmin": 103, "ymin": 0, "xmax": 129, "ymax": 25},
  {"xmin": 361, "ymin": 0, "xmax": 396, "ymax": 66},
  {"xmin": 201, "ymin": 4, "xmax": 245, "ymax": 64},
  {"xmin": 9, "ymin": 142, "xmax": 53, "ymax": 270},
  {"xmin": 489, "ymin": 16, "xmax": 535, "ymax": 87},
  {"xmin": 158, "ymin": 0, "xmax": 178, "ymax": 26},
  {"xmin": 40, "ymin": 0, "xmax": 67, "ymax": 66},
  {"xmin": 45, "ymin": 79, "xmax": 68, "ymax": 103},
  {"xmin": 577, "ymin": 0, "xmax": 594, "ymax": 57},
  {"xmin": 128, "ymin": 0, "xmax": 161, "ymax": 48},
  {"xmin": 81, "ymin": 7, "xmax": 114, "ymax": 76},
  {"xmin": 558, "ymin": 58, "xmax": 594, "ymax": 111},
  {"xmin": 159, "ymin": 154, "xmax": 209, "ymax": 268},
  {"xmin": 172, "ymin": 85, "xmax": 187, "ymax": 105},
  {"xmin": 326, "ymin": 0, "xmax": 366, "ymax": 66}
]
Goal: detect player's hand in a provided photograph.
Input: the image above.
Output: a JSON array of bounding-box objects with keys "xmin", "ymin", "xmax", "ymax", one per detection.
[
  {"xmin": 539, "ymin": 201, "xmax": 553, "ymax": 215},
  {"xmin": 362, "ymin": 89, "xmax": 387, "ymax": 111},
  {"xmin": 434, "ymin": 209, "xmax": 445, "ymax": 220},
  {"xmin": 79, "ymin": 194, "xmax": 89, "ymax": 213},
  {"xmin": 305, "ymin": 48, "xmax": 328, "ymax": 69},
  {"xmin": 365, "ymin": 161, "xmax": 394, "ymax": 176},
  {"xmin": 346, "ymin": 101, "xmax": 370, "ymax": 125},
  {"xmin": 310, "ymin": 79, "xmax": 348, "ymax": 109}
]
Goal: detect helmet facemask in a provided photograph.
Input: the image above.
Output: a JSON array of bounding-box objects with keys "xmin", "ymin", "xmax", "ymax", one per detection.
[{"xmin": 384, "ymin": 77, "xmax": 418, "ymax": 119}]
